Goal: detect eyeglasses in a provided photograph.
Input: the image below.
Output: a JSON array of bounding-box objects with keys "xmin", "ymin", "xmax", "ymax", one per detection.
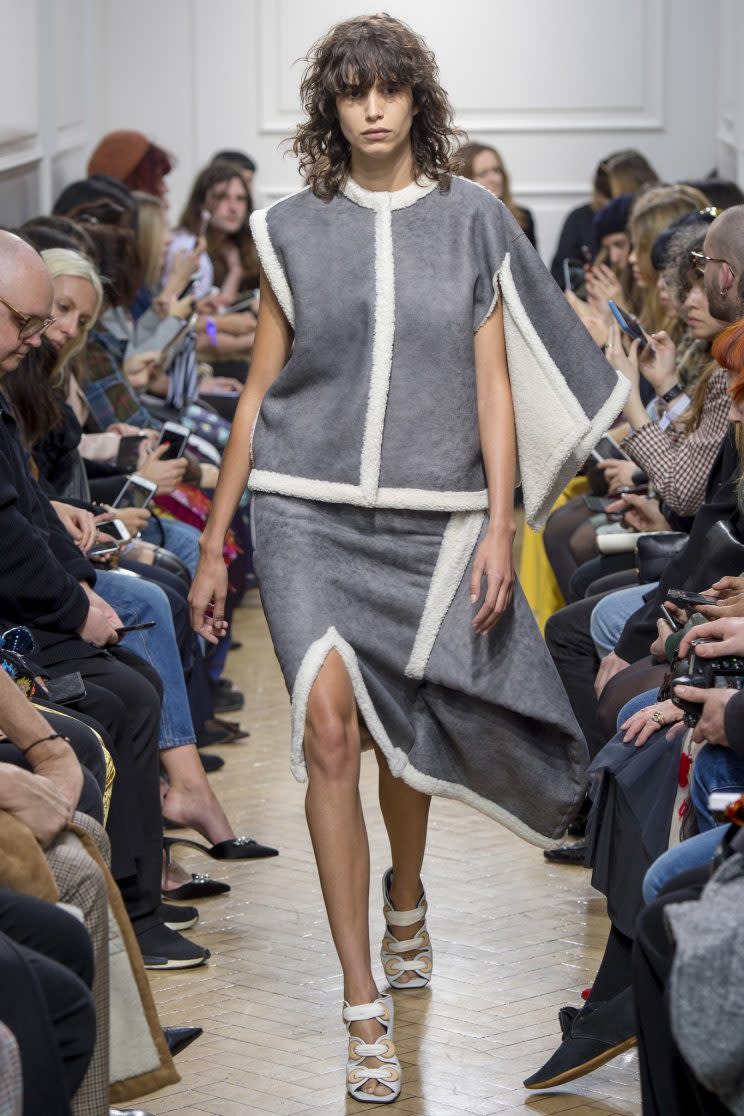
[
  {"xmin": 0, "ymin": 295, "xmax": 55, "ymax": 341},
  {"xmin": 691, "ymin": 250, "xmax": 734, "ymax": 276}
]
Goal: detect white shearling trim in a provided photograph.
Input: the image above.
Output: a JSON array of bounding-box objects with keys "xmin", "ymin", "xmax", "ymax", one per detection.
[
  {"xmin": 289, "ymin": 625, "xmax": 564, "ymax": 849},
  {"xmin": 359, "ymin": 202, "xmax": 396, "ymax": 501},
  {"xmin": 289, "ymin": 626, "xmax": 409, "ymax": 781},
  {"xmin": 247, "ymin": 469, "xmax": 489, "ymax": 511},
  {"xmin": 341, "ymin": 176, "xmax": 438, "ymax": 211},
  {"xmin": 405, "ymin": 511, "xmax": 485, "ymax": 678},
  {"xmin": 498, "ymin": 254, "xmax": 630, "ymax": 529},
  {"xmin": 401, "ymin": 764, "xmax": 566, "ymax": 849},
  {"xmin": 249, "ymin": 208, "xmax": 295, "ymax": 328}
]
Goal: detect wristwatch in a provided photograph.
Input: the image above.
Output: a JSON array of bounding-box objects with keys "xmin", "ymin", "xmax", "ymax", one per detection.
[{"xmin": 661, "ymin": 383, "xmax": 684, "ymax": 403}]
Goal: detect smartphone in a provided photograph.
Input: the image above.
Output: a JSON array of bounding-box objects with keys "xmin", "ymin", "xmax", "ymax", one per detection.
[
  {"xmin": 87, "ymin": 539, "xmax": 120, "ymax": 557},
  {"xmin": 112, "ymin": 474, "xmax": 158, "ymax": 510},
  {"xmin": 660, "ymin": 604, "xmax": 681, "ymax": 632},
  {"xmin": 580, "ymin": 244, "xmax": 594, "ymax": 265},
  {"xmin": 156, "ymin": 421, "xmax": 190, "ymax": 461},
  {"xmin": 590, "ymin": 434, "xmax": 631, "ymax": 463},
  {"xmin": 608, "ymin": 300, "xmax": 650, "ymax": 351},
  {"xmin": 583, "ymin": 495, "xmax": 613, "ymax": 513},
  {"xmin": 176, "ymin": 275, "xmax": 197, "ymax": 300},
  {"xmin": 667, "ymin": 588, "xmax": 717, "ymax": 609},
  {"xmin": 115, "ymin": 621, "xmax": 157, "ymax": 635},
  {"xmin": 97, "ymin": 518, "xmax": 131, "ymax": 543},
  {"xmin": 116, "ymin": 434, "xmax": 147, "ymax": 472},
  {"xmin": 562, "ymin": 258, "xmax": 585, "ymax": 292}
]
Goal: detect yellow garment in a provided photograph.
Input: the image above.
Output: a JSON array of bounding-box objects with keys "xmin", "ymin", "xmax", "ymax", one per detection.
[{"xmin": 519, "ymin": 477, "xmax": 590, "ymax": 633}]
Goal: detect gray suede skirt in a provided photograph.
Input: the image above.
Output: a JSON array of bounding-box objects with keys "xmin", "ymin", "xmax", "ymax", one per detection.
[{"xmin": 251, "ymin": 493, "xmax": 589, "ymax": 847}]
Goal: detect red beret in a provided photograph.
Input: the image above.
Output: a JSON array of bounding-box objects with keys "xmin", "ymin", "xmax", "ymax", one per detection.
[{"xmin": 87, "ymin": 130, "xmax": 150, "ymax": 182}]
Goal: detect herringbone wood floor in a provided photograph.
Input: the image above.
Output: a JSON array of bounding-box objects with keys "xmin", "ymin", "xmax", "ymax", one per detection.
[{"xmin": 145, "ymin": 593, "xmax": 642, "ymax": 1116}]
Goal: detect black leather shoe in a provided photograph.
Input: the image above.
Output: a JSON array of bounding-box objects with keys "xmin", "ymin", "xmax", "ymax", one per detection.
[
  {"xmin": 543, "ymin": 841, "xmax": 587, "ymax": 865},
  {"xmin": 199, "ymin": 751, "xmax": 225, "ymax": 773},
  {"xmin": 163, "ymin": 1025, "xmax": 203, "ymax": 1057},
  {"xmin": 524, "ymin": 989, "xmax": 636, "ymax": 1089}
]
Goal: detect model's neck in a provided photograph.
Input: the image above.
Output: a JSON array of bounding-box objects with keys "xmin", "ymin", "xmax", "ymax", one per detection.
[{"xmin": 348, "ymin": 144, "xmax": 416, "ymax": 193}]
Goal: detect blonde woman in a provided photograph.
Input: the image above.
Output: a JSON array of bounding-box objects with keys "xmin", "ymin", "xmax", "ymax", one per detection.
[{"xmin": 456, "ymin": 140, "xmax": 537, "ymax": 247}]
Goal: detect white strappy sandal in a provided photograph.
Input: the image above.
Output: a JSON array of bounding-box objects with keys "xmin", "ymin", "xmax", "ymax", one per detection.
[
  {"xmin": 380, "ymin": 868, "xmax": 433, "ymax": 990},
  {"xmin": 342, "ymin": 993, "xmax": 401, "ymax": 1104}
]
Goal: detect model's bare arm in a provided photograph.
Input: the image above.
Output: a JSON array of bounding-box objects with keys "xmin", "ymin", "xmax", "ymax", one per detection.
[
  {"xmin": 189, "ymin": 270, "xmax": 293, "ymax": 640},
  {"xmin": 470, "ymin": 300, "xmax": 517, "ymax": 634}
]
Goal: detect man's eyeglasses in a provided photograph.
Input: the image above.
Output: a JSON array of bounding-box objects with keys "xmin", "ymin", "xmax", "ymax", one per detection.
[
  {"xmin": 0, "ymin": 295, "xmax": 55, "ymax": 341},
  {"xmin": 691, "ymin": 250, "xmax": 734, "ymax": 276}
]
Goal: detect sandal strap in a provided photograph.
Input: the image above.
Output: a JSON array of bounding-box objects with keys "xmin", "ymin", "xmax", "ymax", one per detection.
[
  {"xmin": 343, "ymin": 999, "xmax": 388, "ymax": 1024},
  {"xmin": 382, "ymin": 932, "xmax": 427, "ymax": 954},
  {"xmin": 384, "ymin": 954, "xmax": 433, "ymax": 978},
  {"xmin": 348, "ymin": 1065, "xmax": 398, "ymax": 1085},
  {"xmin": 349, "ymin": 1040, "xmax": 390, "ymax": 1059},
  {"xmin": 383, "ymin": 900, "xmax": 426, "ymax": 927}
]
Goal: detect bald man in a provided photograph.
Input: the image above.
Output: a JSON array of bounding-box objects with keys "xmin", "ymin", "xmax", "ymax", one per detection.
[
  {"xmin": 702, "ymin": 204, "xmax": 744, "ymax": 322},
  {"xmin": 0, "ymin": 232, "xmax": 205, "ymax": 967}
]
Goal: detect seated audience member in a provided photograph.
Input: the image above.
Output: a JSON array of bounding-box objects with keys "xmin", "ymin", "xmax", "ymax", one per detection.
[
  {"xmin": 550, "ymin": 149, "xmax": 659, "ymax": 288},
  {"xmin": 211, "ymin": 148, "xmax": 257, "ymax": 195},
  {"xmin": 87, "ymin": 128, "xmax": 174, "ymax": 201},
  {"xmin": 166, "ymin": 161, "xmax": 258, "ymax": 362},
  {"xmin": 0, "ymin": 229, "xmax": 204, "ymax": 969},
  {"xmin": 455, "ymin": 141, "xmax": 537, "ymax": 247}
]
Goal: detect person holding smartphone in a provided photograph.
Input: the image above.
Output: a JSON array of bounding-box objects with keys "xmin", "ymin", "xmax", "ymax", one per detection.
[{"xmin": 188, "ymin": 13, "xmax": 626, "ymax": 1104}]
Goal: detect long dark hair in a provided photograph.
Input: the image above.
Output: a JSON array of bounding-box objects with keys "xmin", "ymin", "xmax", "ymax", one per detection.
[
  {"xmin": 292, "ymin": 14, "xmax": 463, "ymax": 199},
  {"xmin": 2, "ymin": 340, "xmax": 61, "ymax": 450},
  {"xmin": 179, "ymin": 161, "xmax": 259, "ymax": 289}
]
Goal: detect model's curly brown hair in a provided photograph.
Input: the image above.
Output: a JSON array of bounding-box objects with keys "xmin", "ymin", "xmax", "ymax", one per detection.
[{"xmin": 292, "ymin": 13, "xmax": 463, "ymax": 199}]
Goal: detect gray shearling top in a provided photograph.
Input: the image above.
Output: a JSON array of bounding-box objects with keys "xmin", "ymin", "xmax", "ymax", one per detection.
[{"xmin": 248, "ymin": 175, "xmax": 628, "ymax": 528}]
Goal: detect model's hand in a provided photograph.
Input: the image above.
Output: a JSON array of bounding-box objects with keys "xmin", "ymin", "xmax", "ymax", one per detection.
[
  {"xmin": 620, "ymin": 698, "xmax": 683, "ymax": 747},
  {"xmin": 672, "ymin": 687, "xmax": 735, "ymax": 746},
  {"xmin": 469, "ymin": 527, "xmax": 515, "ymax": 634},
  {"xmin": 189, "ymin": 552, "xmax": 230, "ymax": 644},
  {"xmin": 594, "ymin": 651, "xmax": 629, "ymax": 698}
]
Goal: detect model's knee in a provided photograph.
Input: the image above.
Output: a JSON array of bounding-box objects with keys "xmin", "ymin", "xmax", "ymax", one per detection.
[{"xmin": 304, "ymin": 709, "xmax": 359, "ymax": 781}]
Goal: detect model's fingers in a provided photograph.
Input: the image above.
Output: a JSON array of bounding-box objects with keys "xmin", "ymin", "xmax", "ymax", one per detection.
[{"xmin": 469, "ymin": 557, "xmax": 485, "ymax": 604}]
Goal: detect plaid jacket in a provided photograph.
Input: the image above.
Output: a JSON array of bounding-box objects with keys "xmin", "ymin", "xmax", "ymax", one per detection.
[
  {"xmin": 622, "ymin": 367, "xmax": 730, "ymax": 517},
  {"xmin": 0, "ymin": 1023, "xmax": 21, "ymax": 1116},
  {"xmin": 82, "ymin": 332, "xmax": 155, "ymax": 432}
]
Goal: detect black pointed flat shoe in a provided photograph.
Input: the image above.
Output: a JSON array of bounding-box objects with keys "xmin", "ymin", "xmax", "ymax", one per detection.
[
  {"xmin": 162, "ymin": 873, "xmax": 231, "ymax": 901},
  {"xmin": 163, "ymin": 1025, "xmax": 203, "ymax": 1057},
  {"xmin": 164, "ymin": 835, "xmax": 279, "ymax": 860},
  {"xmin": 524, "ymin": 989, "xmax": 636, "ymax": 1090}
]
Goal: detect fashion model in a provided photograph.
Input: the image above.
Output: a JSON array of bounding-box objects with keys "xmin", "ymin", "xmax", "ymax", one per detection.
[{"xmin": 189, "ymin": 14, "xmax": 628, "ymax": 1104}]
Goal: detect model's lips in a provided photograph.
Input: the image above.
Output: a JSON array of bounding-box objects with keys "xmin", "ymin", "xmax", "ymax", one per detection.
[{"xmin": 362, "ymin": 129, "xmax": 390, "ymax": 138}]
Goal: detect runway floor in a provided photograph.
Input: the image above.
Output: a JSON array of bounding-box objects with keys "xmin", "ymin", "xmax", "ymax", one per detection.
[{"xmin": 146, "ymin": 591, "xmax": 642, "ymax": 1116}]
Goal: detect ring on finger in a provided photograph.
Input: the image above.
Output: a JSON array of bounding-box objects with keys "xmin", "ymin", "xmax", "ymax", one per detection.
[{"xmin": 651, "ymin": 710, "xmax": 666, "ymax": 725}]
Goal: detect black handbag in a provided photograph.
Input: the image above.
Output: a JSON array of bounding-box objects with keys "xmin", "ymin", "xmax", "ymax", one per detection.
[
  {"xmin": 682, "ymin": 517, "xmax": 744, "ymax": 589},
  {"xmin": 635, "ymin": 531, "xmax": 689, "ymax": 583}
]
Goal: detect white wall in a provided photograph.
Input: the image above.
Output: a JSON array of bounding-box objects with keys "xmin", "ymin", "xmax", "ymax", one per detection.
[{"xmin": 0, "ymin": 0, "xmax": 730, "ymax": 265}]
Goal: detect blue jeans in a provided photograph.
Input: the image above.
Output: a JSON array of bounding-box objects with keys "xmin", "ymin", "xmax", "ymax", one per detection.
[
  {"xmin": 691, "ymin": 743, "xmax": 744, "ymax": 829},
  {"xmin": 590, "ymin": 583, "xmax": 659, "ymax": 657},
  {"xmin": 141, "ymin": 518, "xmax": 201, "ymax": 579},
  {"xmin": 642, "ymin": 826, "xmax": 724, "ymax": 903},
  {"xmin": 94, "ymin": 570, "xmax": 195, "ymax": 750}
]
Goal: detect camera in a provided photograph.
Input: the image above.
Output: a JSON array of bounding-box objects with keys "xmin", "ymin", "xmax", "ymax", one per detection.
[{"xmin": 670, "ymin": 640, "xmax": 744, "ymax": 725}]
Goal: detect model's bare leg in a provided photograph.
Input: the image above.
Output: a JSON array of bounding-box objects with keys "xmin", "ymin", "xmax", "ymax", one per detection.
[
  {"xmin": 304, "ymin": 650, "xmax": 390, "ymax": 1098},
  {"xmin": 375, "ymin": 751, "xmax": 431, "ymax": 983}
]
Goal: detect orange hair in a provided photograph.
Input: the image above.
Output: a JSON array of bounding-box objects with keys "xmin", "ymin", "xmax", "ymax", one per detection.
[{"xmin": 712, "ymin": 318, "xmax": 744, "ymax": 402}]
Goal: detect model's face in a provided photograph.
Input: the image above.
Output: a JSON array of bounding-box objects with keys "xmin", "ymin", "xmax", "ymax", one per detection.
[
  {"xmin": 0, "ymin": 271, "xmax": 53, "ymax": 373},
  {"xmin": 207, "ymin": 177, "xmax": 248, "ymax": 234},
  {"xmin": 470, "ymin": 150, "xmax": 505, "ymax": 198},
  {"xmin": 46, "ymin": 275, "xmax": 98, "ymax": 353},
  {"xmin": 602, "ymin": 232, "xmax": 630, "ymax": 273},
  {"xmin": 683, "ymin": 280, "xmax": 726, "ymax": 341},
  {"xmin": 336, "ymin": 79, "xmax": 416, "ymax": 165}
]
